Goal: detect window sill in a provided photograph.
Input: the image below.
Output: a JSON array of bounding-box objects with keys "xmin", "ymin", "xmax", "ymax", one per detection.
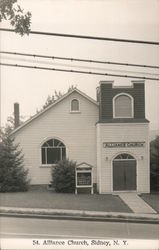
[
  {"xmin": 113, "ymin": 116, "xmax": 133, "ymax": 119},
  {"xmin": 40, "ymin": 164, "xmax": 56, "ymax": 168},
  {"xmin": 70, "ymin": 111, "xmax": 81, "ymax": 114}
]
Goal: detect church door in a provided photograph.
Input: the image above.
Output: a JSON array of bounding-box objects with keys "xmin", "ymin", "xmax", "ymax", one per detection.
[{"xmin": 113, "ymin": 154, "xmax": 136, "ymax": 191}]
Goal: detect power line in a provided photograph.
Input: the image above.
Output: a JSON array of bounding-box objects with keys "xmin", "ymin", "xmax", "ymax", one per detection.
[
  {"xmin": 1, "ymin": 51, "xmax": 159, "ymax": 69},
  {"xmin": 3, "ymin": 55, "xmax": 159, "ymax": 77},
  {"xmin": 1, "ymin": 28, "xmax": 159, "ymax": 45},
  {"xmin": 1, "ymin": 62, "xmax": 159, "ymax": 81}
]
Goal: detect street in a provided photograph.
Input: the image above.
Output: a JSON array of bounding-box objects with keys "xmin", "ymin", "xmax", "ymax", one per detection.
[{"xmin": 0, "ymin": 216, "xmax": 159, "ymax": 239}]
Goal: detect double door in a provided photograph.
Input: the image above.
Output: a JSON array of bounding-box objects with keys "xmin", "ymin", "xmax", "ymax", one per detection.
[{"xmin": 113, "ymin": 160, "xmax": 136, "ymax": 191}]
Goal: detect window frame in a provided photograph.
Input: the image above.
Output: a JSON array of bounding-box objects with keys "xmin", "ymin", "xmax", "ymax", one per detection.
[
  {"xmin": 70, "ymin": 98, "xmax": 80, "ymax": 113},
  {"xmin": 113, "ymin": 153, "xmax": 136, "ymax": 161},
  {"xmin": 113, "ymin": 93, "xmax": 134, "ymax": 118},
  {"xmin": 41, "ymin": 138, "xmax": 66, "ymax": 167}
]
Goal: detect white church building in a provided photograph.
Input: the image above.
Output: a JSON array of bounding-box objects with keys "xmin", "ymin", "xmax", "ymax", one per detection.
[{"xmin": 11, "ymin": 80, "xmax": 150, "ymax": 194}]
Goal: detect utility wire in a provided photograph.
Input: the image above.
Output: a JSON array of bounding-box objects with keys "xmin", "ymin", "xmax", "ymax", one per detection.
[
  {"xmin": 0, "ymin": 28, "xmax": 159, "ymax": 45},
  {"xmin": 2, "ymin": 55, "xmax": 159, "ymax": 77},
  {"xmin": 1, "ymin": 51, "xmax": 159, "ymax": 69},
  {"xmin": 1, "ymin": 62, "xmax": 159, "ymax": 81}
]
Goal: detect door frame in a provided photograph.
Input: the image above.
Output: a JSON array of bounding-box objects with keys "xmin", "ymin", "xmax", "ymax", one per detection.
[{"xmin": 111, "ymin": 152, "xmax": 138, "ymax": 192}]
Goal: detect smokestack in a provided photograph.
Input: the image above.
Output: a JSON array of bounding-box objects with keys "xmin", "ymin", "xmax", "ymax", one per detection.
[{"xmin": 14, "ymin": 103, "xmax": 20, "ymax": 129}]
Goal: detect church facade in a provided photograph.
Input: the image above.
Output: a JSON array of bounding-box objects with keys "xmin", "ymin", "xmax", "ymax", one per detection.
[{"xmin": 11, "ymin": 80, "xmax": 150, "ymax": 193}]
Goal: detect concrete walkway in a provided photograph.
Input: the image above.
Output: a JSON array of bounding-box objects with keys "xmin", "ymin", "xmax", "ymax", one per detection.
[{"xmin": 118, "ymin": 193, "xmax": 157, "ymax": 214}]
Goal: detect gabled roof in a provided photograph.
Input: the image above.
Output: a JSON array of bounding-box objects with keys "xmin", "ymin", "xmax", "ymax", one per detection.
[
  {"xmin": 11, "ymin": 88, "xmax": 98, "ymax": 135},
  {"xmin": 76, "ymin": 162, "xmax": 94, "ymax": 168}
]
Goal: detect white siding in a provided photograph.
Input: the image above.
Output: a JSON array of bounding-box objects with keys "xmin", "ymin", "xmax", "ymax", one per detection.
[
  {"xmin": 13, "ymin": 92, "xmax": 98, "ymax": 185},
  {"xmin": 97, "ymin": 123, "xmax": 149, "ymax": 193},
  {"xmin": 96, "ymin": 125, "xmax": 101, "ymax": 192}
]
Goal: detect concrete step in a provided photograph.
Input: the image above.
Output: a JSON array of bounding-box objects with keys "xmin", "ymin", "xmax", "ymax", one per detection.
[{"xmin": 118, "ymin": 193, "xmax": 157, "ymax": 214}]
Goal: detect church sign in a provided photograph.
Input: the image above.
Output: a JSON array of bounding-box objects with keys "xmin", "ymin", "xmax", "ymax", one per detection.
[
  {"xmin": 77, "ymin": 172, "xmax": 92, "ymax": 186},
  {"xmin": 103, "ymin": 142, "xmax": 145, "ymax": 148},
  {"xmin": 75, "ymin": 163, "xmax": 93, "ymax": 194}
]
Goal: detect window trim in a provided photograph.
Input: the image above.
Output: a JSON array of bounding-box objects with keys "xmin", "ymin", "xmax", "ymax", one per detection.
[
  {"xmin": 113, "ymin": 93, "xmax": 134, "ymax": 118},
  {"xmin": 40, "ymin": 138, "xmax": 66, "ymax": 166},
  {"xmin": 113, "ymin": 153, "xmax": 136, "ymax": 161},
  {"xmin": 70, "ymin": 98, "xmax": 80, "ymax": 113}
]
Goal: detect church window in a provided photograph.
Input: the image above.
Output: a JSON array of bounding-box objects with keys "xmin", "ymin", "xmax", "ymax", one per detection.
[
  {"xmin": 71, "ymin": 99, "xmax": 79, "ymax": 112},
  {"xmin": 41, "ymin": 139, "xmax": 66, "ymax": 165},
  {"xmin": 113, "ymin": 94, "xmax": 133, "ymax": 118}
]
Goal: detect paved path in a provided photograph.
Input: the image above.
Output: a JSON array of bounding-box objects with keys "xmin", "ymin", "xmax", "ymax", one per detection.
[{"xmin": 118, "ymin": 193, "xmax": 157, "ymax": 214}]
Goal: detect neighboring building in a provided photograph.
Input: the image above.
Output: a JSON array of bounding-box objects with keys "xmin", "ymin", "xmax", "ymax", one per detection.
[{"xmin": 11, "ymin": 80, "xmax": 150, "ymax": 193}]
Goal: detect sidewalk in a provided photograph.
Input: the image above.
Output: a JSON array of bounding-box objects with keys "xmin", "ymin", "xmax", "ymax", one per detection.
[{"xmin": 1, "ymin": 206, "xmax": 159, "ymax": 224}]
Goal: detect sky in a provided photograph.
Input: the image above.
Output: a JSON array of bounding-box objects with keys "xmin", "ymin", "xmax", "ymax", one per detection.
[{"xmin": 0, "ymin": 0, "xmax": 159, "ymax": 130}]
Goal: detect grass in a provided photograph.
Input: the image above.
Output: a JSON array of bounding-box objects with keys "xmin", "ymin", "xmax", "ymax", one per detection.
[
  {"xmin": 140, "ymin": 193, "xmax": 159, "ymax": 213},
  {"xmin": 0, "ymin": 188, "xmax": 132, "ymax": 213}
]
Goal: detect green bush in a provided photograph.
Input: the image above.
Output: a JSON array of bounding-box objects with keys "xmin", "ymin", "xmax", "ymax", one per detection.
[
  {"xmin": 0, "ymin": 127, "xmax": 30, "ymax": 192},
  {"xmin": 51, "ymin": 159, "xmax": 76, "ymax": 193},
  {"xmin": 150, "ymin": 136, "xmax": 159, "ymax": 191}
]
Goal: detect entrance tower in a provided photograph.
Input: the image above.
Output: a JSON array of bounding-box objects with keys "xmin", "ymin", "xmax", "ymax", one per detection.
[{"xmin": 96, "ymin": 81, "xmax": 149, "ymax": 194}]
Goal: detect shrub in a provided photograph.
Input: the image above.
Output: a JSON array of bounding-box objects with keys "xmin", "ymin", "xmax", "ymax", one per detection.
[
  {"xmin": 0, "ymin": 127, "xmax": 30, "ymax": 192},
  {"xmin": 51, "ymin": 159, "xmax": 76, "ymax": 193},
  {"xmin": 150, "ymin": 136, "xmax": 159, "ymax": 191}
]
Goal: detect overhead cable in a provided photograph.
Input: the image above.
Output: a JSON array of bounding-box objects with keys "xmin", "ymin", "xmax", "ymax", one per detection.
[
  {"xmin": 0, "ymin": 28, "xmax": 159, "ymax": 45},
  {"xmin": 1, "ymin": 62, "xmax": 159, "ymax": 81},
  {"xmin": 1, "ymin": 51, "xmax": 159, "ymax": 69}
]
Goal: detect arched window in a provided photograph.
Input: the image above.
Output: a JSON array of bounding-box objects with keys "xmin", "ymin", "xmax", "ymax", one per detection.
[
  {"xmin": 113, "ymin": 94, "xmax": 133, "ymax": 118},
  {"xmin": 41, "ymin": 139, "xmax": 66, "ymax": 165},
  {"xmin": 71, "ymin": 99, "xmax": 79, "ymax": 112},
  {"xmin": 114, "ymin": 153, "xmax": 135, "ymax": 160}
]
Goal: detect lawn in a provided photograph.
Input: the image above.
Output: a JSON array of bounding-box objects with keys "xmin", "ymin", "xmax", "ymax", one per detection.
[
  {"xmin": 0, "ymin": 188, "xmax": 132, "ymax": 213},
  {"xmin": 141, "ymin": 193, "xmax": 159, "ymax": 213}
]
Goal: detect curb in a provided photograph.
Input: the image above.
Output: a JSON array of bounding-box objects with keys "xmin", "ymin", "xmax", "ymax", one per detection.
[
  {"xmin": 0, "ymin": 207, "xmax": 159, "ymax": 224},
  {"xmin": 0, "ymin": 212, "xmax": 159, "ymax": 224}
]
